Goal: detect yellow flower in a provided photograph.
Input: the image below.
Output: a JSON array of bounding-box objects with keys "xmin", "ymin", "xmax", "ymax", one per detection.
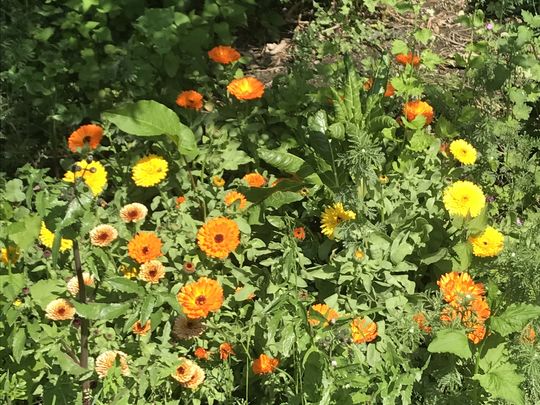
[
  {"xmin": 132, "ymin": 155, "xmax": 168, "ymax": 187},
  {"xmin": 1, "ymin": 246, "xmax": 20, "ymax": 265},
  {"xmin": 469, "ymin": 226, "xmax": 504, "ymax": 257},
  {"xmin": 442, "ymin": 181, "xmax": 485, "ymax": 218},
  {"xmin": 39, "ymin": 222, "xmax": 73, "ymax": 252},
  {"xmin": 13, "ymin": 299, "xmax": 23, "ymax": 307},
  {"xmin": 320, "ymin": 202, "xmax": 356, "ymax": 239},
  {"xmin": 63, "ymin": 160, "xmax": 108, "ymax": 196},
  {"xmin": 449, "ymin": 139, "xmax": 477, "ymax": 165},
  {"xmin": 120, "ymin": 264, "xmax": 138, "ymax": 279},
  {"xmin": 354, "ymin": 249, "xmax": 365, "ymax": 260},
  {"xmin": 212, "ymin": 176, "xmax": 225, "ymax": 187}
]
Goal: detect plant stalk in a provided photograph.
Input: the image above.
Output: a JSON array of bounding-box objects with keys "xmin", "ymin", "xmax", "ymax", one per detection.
[{"xmin": 74, "ymin": 240, "xmax": 90, "ymax": 405}]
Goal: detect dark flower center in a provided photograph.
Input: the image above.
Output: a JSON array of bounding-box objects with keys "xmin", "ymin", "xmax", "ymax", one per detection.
[
  {"xmin": 142, "ymin": 246, "xmax": 149, "ymax": 254},
  {"xmin": 149, "ymin": 270, "xmax": 156, "ymax": 277},
  {"xmin": 196, "ymin": 295, "xmax": 207, "ymax": 305},
  {"xmin": 58, "ymin": 307, "xmax": 65, "ymax": 314},
  {"xmin": 98, "ymin": 232, "xmax": 109, "ymax": 241},
  {"xmin": 214, "ymin": 234, "xmax": 224, "ymax": 243},
  {"xmin": 83, "ymin": 136, "xmax": 91, "ymax": 143}
]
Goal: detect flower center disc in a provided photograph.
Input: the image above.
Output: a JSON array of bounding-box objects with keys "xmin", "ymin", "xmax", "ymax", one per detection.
[
  {"xmin": 214, "ymin": 234, "xmax": 224, "ymax": 243},
  {"xmin": 196, "ymin": 295, "xmax": 207, "ymax": 305},
  {"xmin": 142, "ymin": 246, "xmax": 149, "ymax": 254}
]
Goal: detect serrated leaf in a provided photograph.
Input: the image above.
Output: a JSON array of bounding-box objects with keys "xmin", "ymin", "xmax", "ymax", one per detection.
[
  {"xmin": 473, "ymin": 362, "xmax": 524, "ymax": 405},
  {"xmin": 428, "ymin": 329, "xmax": 472, "ymax": 359},
  {"xmin": 391, "ymin": 39, "xmax": 409, "ymax": 55},
  {"xmin": 491, "ymin": 304, "xmax": 540, "ymax": 337}
]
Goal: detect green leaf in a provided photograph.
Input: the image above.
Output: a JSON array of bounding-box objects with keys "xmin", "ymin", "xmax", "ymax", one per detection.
[
  {"xmin": 30, "ymin": 279, "xmax": 65, "ymax": 309},
  {"xmin": 473, "ymin": 362, "xmax": 524, "ymax": 405},
  {"xmin": 258, "ymin": 149, "xmax": 322, "ymax": 185},
  {"xmin": 413, "ymin": 28, "xmax": 432, "ymax": 45},
  {"xmin": 391, "ymin": 39, "xmax": 409, "ymax": 55},
  {"xmin": 8, "ymin": 215, "xmax": 41, "ymax": 249},
  {"xmin": 12, "ymin": 328, "xmax": 26, "ymax": 363},
  {"xmin": 428, "ymin": 329, "xmax": 472, "ymax": 359},
  {"xmin": 140, "ymin": 295, "xmax": 156, "ymax": 325},
  {"xmin": 389, "ymin": 234, "xmax": 414, "ymax": 264},
  {"xmin": 5, "ymin": 179, "xmax": 26, "ymax": 202},
  {"xmin": 409, "ymin": 130, "xmax": 435, "ymax": 151},
  {"xmin": 72, "ymin": 302, "xmax": 131, "ymax": 320},
  {"xmin": 264, "ymin": 191, "xmax": 303, "ymax": 209},
  {"xmin": 106, "ymin": 277, "xmax": 145, "ymax": 295},
  {"xmin": 452, "ymin": 242, "xmax": 472, "ymax": 271},
  {"xmin": 491, "ymin": 304, "xmax": 540, "ymax": 337}
]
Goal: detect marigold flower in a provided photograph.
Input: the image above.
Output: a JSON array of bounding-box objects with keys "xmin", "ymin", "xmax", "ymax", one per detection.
[
  {"xmin": 172, "ymin": 315, "xmax": 206, "ymax": 339},
  {"xmin": 183, "ymin": 261, "xmax": 196, "ymax": 273},
  {"xmin": 412, "ymin": 313, "xmax": 432, "ymax": 333},
  {"xmin": 443, "ymin": 181, "xmax": 485, "ymax": 218},
  {"xmin": 120, "ymin": 203, "xmax": 148, "ymax": 223},
  {"xmin": 213, "ymin": 176, "xmax": 225, "ymax": 187},
  {"xmin": 40, "ymin": 222, "xmax": 73, "ymax": 253},
  {"xmin": 139, "ymin": 260, "xmax": 165, "ymax": 283},
  {"xmin": 127, "ymin": 232, "xmax": 163, "ymax": 264},
  {"xmin": 184, "ymin": 364, "xmax": 205, "ymax": 389},
  {"xmin": 132, "ymin": 320, "xmax": 151, "ymax": 336},
  {"xmin": 89, "ymin": 224, "xmax": 118, "ymax": 247},
  {"xmin": 132, "ymin": 155, "xmax": 168, "ymax": 187},
  {"xmin": 403, "ymin": 100, "xmax": 434, "ymax": 126},
  {"xmin": 67, "ymin": 124, "xmax": 104, "ymax": 153},
  {"xmin": 95, "ymin": 350, "xmax": 130, "ymax": 378},
  {"xmin": 449, "ymin": 139, "xmax": 477, "ymax": 165},
  {"xmin": 177, "ymin": 277, "xmax": 224, "ymax": 319},
  {"xmin": 175, "ymin": 196, "xmax": 186, "ymax": 207},
  {"xmin": 63, "ymin": 160, "xmax": 108, "ymax": 196},
  {"xmin": 227, "ymin": 77, "xmax": 265, "ymax": 100},
  {"xmin": 252, "ymin": 354, "xmax": 279, "ymax": 375},
  {"xmin": 243, "ymin": 172, "xmax": 266, "ymax": 187},
  {"xmin": 219, "ymin": 343, "xmax": 235, "ymax": 360},
  {"xmin": 293, "ymin": 227, "xmax": 305, "ymax": 241},
  {"xmin": 66, "ymin": 272, "xmax": 94, "ymax": 296},
  {"xmin": 176, "ymin": 90, "xmax": 203, "ymax": 110},
  {"xmin": 308, "ymin": 303, "xmax": 339, "ymax": 327},
  {"xmin": 320, "ymin": 202, "xmax": 356, "ymax": 239},
  {"xmin": 194, "ymin": 347, "xmax": 210, "ymax": 360},
  {"xmin": 197, "ymin": 217, "xmax": 240, "ymax": 259},
  {"xmin": 45, "ymin": 298, "xmax": 76, "ymax": 321},
  {"xmin": 395, "ymin": 52, "xmax": 421, "ymax": 66},
  {"xmin": 467, "ymin": 324, "xmax": 486, "ymax": 344},
  {"xmin": 224, "ymin": 191, "xmax": 247, "ymax": 209},
  {"xmin": 363, "ymin": 78, "xmax": 373, "ymax": 91},
  {"xmin": 469, "ymin": 226, "xmax": 504, "ymax": 257},
  {"xmin": 437, "ymin": 272, "xmax": 485, "ymax": 306},
  {"xmin": 1, "ymin": 246, "xmax": 19, "ymax": 265},
  {"xmin": 350, "ymin": 317, "xmax": 378, "ymax": 344},
  {"xmin": 172, "ymin": 358, "xmax": 196, "ymax": 383},
  {"xmin": 208, "ymin": 45, "xmax": 241, "ymax": 64}
]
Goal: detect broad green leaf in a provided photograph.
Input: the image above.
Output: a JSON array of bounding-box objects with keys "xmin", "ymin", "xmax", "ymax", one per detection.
[
  {"xmin": 391, "ymin": 39, "xmax": 409, "ymax": 55},
  {"xmin": 389, "ymin": 234, "xmax": 413, "ymax": 264},
  {"xmin": 452, "ymin": 242, "xmax": 472, "ymax": 271},
  {"xmin": 5, "ymin": 179, "xmax": 26, "ymax": 202},
  {"xmin": 491, "ymin": 304, "xmax": 540, "ymax": 337},
  {"xmin": 8, "ymin": 215, "xmax": 41, "ymax": 249},
  {"xmin": 30, "ymin": 279, "xmax": 65, "ymax": 309},
  {"xmin": 473, "ymin": 362, "xmax": 524, "ymax": 405},
  {"xmin": 140, "ymin": 295, "xmax": 156, "ymax": 325},
  {"xmin": 413, "ymin": 28, "xmax": 432, "ymax": 45},
  {"xmin": 106, "ymin": 277, "xmax": 145, "ymax": 295},
  {"xmin": 428, "ymin": 329, "xmax": 472, "ymax": 359},
  {"xmin": 409, "ymin": 130, "xmax": 435, "ymax": 151},
  {"xmin": 259, "ymin": 149, "xmax": 304, "ymax": 173},
  {"xmin": 12, "ymin": 328, "xmax": 26, "ymax": 363},
  {"xmin": 264, "ymin": 191, "xmax": 303, "ymax": 209}
]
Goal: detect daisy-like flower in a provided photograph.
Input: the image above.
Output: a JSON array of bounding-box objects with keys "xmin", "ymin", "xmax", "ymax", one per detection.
[
  {"xmin": 176, "ymin": 90, "xmax": 203, "ymax": 110},
  {"xmin": 412, "ymin": 313, "xmax": 432, "ymax": 333},
  {"xmin": 350, "ymin": 318, "xmax": 378, "ymax": 344},
  {"xmin": 66, "ymin": 272, "xmax": 94, "ymax": 296},
  {"xmin": 45, "ymin": 298, "xmax": 76, "ymax": 321},
  {"xmin": 227, "ymin": 77, "xmax": 265, "ymax": 100},
  {"xmin": 468, "ymin": 324, "xmax": 487, "ymax": 344},
  {"xmin": 449, "ymin": 139, "xmax": 477, "ymax": 165},
  {"xmin": 183, "ymin": 261, "xmax": 196, "ymax": 273},
  {"xmin": 194, "ymin": 347, "xmax": 210, "ymax": 360},
  {"xmin": 208, "ymin": 45, "xmax": 241, "ymax": 64},
  {"xmin": 378, "ymin": 175, "xmax": 389, "ymax": 184},
  {"xmin": 95, "ymin": 350, "xmax": 130, "ymax": 378},
  {"xmin": 252, "ymin": 354, "xmax": 279, "ymax": 375},
  {"xmin": 293, "ymin": 227, "xmax": 305, "ymax": 241},
  {"xmin": 67, "ymin": 124, "xmax": 104, "ymax": 152},
  {"xmin": 1, "ymin": 246, "xmax": 19, "ymax": 265},
  {"xmin": 40, "ymin": 222, "xmax": 73, "ymax": 253},
  {"xmin": 224, "ymin": 191, "xmax": 247, "ymax": 209},
  {"xmin": 437, "ymin": 272, "xmax": 485, "ymax": 307},
  {"xmin": 177, "ymin": 277, "xmax": 224, "ymax": 319},
  {"xmin": 243, "ymin": 172, "xmax": 266, "ymax": 187},
  {"xmin": 219, "ymin": 343, "xmax": 235, "ymax": 360},
  {"xmin": 132, "ymin": 155, "xmax": 168, "ymax": 187},
  {"xmin": 132, "ymin": 320, "xmax": 151, "ymax": 336},
  {"xmin": 89, "ymin": 224, "xmax": 118, "ymax": 247},
  {"xmin": 443, "ymin": 181, "xmax": 485, "ymax": 218},
  {"xmin": 197, "ymin": 217, "xmax": 240, "ymax": 259},
  {"xmin": 320, "ymin": 202, "xmax": 356, "ymax": 239},
  {"xmin": 403, "ymin": 100, "xmax": 434, "ymax": 126},
  {"xmin": 127, "ymin": 232, "xmax": 163, "ymax": 264},
  {"xmin": 395, "ymin": 52, "xmax": 421, "ymax": 66},
  {"xmin": 212, "ymin": 176, "xmax": 225, "ymax": 187},
  {"xmin": 469, "ymin": 226, "xmax": 504, "ymax": 257},
  {"xmin": 308, "ymin": 303, "xmax": 339, "ymax": 327},
  {"xmin": 139, "ymin": 260, "xmax": 165, "ymax": 283},
  {"xmin": 183, "ymin": 364, "xmax": 205, "ymax": 389},
  {"xmin": 120, "ymin": 203, "xmax": 148, "ymax": 223},
  {"xmin": 172, "ymin": 358, "xmax": 196, "ymax": 383},
  {"xmin": 172, "ymin": 315, "xmax": 206, "ymax": 339},
  {"xmin": 384, "ymin": 82, "xmax": 395, "ymax": 97},
  {"xmin": 63, "ymin": 160, "xmax": 108, "ymax": 196}
]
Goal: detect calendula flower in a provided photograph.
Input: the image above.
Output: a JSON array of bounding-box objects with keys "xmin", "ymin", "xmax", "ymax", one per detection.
[
  {"xmin": 139, "ymin": 260, "xmax": 165, "ymax": 283},
  {"xmin": 128, "ymin": 232, "xmax": 163, "ymax": 264},
  {"xmin": 194, "ymin": 347, "xmax": 210, "ymax": 360},
  {"xmin": 354, "ymin": 249, "xmax": 365, "ymax": 260},
  {"xmin": 395, "ymin": 52, "xmax": 421, "ymax": 66},
  {"xmin": 177, "ymin": 277, "xmax": 224, "ymax": 319},
  {"xmin": 120, "ymin": 264, "xmax": 138, "ymax": 279},
  {"xmin": 443, "ymin": 181, "xmax": 485, "ymax": 218},
  {"xmin": 412, "ymin": 313, "xmax": 432, "ymax": 333},
  {"xmin": 468, "ymin": 324, "xmax": 487, "ymax": 344},
  {"xmin": 132, "ymin": 320, "xmax": 151, "ymax": 336},
  {"xmin": 243, "ymin": 172, "xmax": 266, "ymax": 187},
  {"xmin": 95, "ymin": 350, "xmax": 130, "ymax": 378},
  {"xmin": 224, "ymin": 191, "xmax": 247, "ymax": 209},
  {"xmin": 67, "ymin": 124, "xmax": 104, "ymax": 152},
  {"xmin": 437, "ymin": 272, "xmax": 485, "ymax": 307},
  {"xmin": 378, "ymin": 175, "xmax": 389, "ymax": 184},
  {"xmin": 172, "ymin": 358, "xmax": 196, "ymax": 383},
  {"xmin": 1, "ymin": 246, "xmax": 19, "ymax": 265},
  {"xmin": 363, "ymin": 78, "xmax": 373, "ymax": 90},
  {"xmin": 320, "ymin": 202, "xmax": 356, "ymax": 239},
  {"xmin": 351, "ymin": 318, "xmax": 378, "ymax": 344},
  {"xmin": 172, "ymin": 315, "xmax": 206, "ymax": 339},
  {"xmin": 450, "ymin": 139, "xmax": 477, "ymax": 165},
  {"xmin": 403, "ymin": 100, "xmax": 434, "ymax": 126},
  {"xmin": 183, "ymin": 364, "xmax": 205, "ymax": 389},
  {"xmin": 219, "ymin": 343, "xmax": 235, "ymax": 360},
  {"xmin": 176, "ymin": 90, "xmax": 203, "ymax": 110},
  {"xmin": 132, "ymin": 155, "xmax": 168, "ymax": 187},
  {"xmin": 521, "ymin": 325, "xmax": 536, "ymax": 345},
  {"xmin": 197, "ymin": 217, "xmax": 240, "ymax": 259},
  {"xmin": 293, "ymin": 227, "xmax": 305, "ymax": 241},
  {"xmin": 183, "ymin": 261, "xmax": 196, "ymax": 273},
  {"xmin": 252, "ymin": 354, "xmax": 279, "ymax": 375},
  {"xmin": 208, "ymin": 45, "xmax": 241, "ymax": 64},
  {"xmin": 63, "ymin": 160, "xmax": 108, "ymax": 196},
  {"xmin": 89, "ymin": 224, "xmax": 118, "ymax": 247},
  {"xmin": 120, "ymin": 203, "xmax": 148, "ymax": 223},
  {"xmin": 66, "ymin": 272, "xmax": 94, "ymax": 296},
  {"xmin": 227, "ymin": 77, "xmax": 265, "ymax": 100},
  {"xmin": 308, "ymin": 303, "xmax": 339, "ymax": 327},
  {"xmin": 469, "ymin": 226, "xmax": 504, "ymax": 257},
  {"xmin": 45, "ymin": 298, "xmax": 76, "ymax": 321},
  {"xmin": 40, "ymin": 222, "xmax": 73, "ymax": 252},
  {"xmin": 175, "ymin": 196, "xmax": 186, "ymax": 207},
  {"xmin": 212, "ymin": 176, "xmax": 225, "ymax": 187}
]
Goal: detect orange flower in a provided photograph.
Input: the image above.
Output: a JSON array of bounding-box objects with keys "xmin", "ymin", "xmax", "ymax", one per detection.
[
  {"xmin": 467, "ymin": 324, "xmax": 486, "ymax": 344},
  {"xmin": 395, "ymin": 52, "xmax": 421, "ymax": 66},
  {"xmin": 403, "ymin": 100, "xmax": 434, "ymax": 126},
  {"xmin": 213, "ymin": 176, "xmax": 225, "ymax": 187},
  {"xmin": 350, "ymin": 317, "xmax": 378, "ymax": 344},
  {"xmin": 384, "ymin": 82, "xmax": 395, "ymax": 97},
  {"xmin": 197, "ymin": 217, "xmax": 240, "ymax": 259},
  {"xmin": 252, "ymin": 354, "xmax": 279, "ymax": 375},
  {"xmin": 227, "ymin": 77, "xmax": 265, "ymax": 100},
  {"xmin": 176, "ymin": 90, "xmax": 203, "ymax": 110},
  {"xmin": 219, "ymin": 343, "xmax": 235, "ymax": 360},
  {"xmin": 176, "ymin": 196, "xmax": 186, "ymax": 207},
  {"xmin": 67, "ymin": 124, "xmax": 104, "ymax": 152},
  {"xmin": 120, "ymin": 203, "xmax": 148, "ymax": 223},
  {"xmin": 224, "ymin": 191, "xmax": 247, "ymax": 209},
  {"xmin": 95, "ymin": 350, "xmax": 130, "ymax": 378},
  {"xmin": 363, "ymin": 78, "xmax": 373, "ymax": 91},
  {"xmin": 194, "ymin": 347, "xmax": 210, "ymax": 360},
  {"xmin": 127, "ymin": 232, "xmax": 163, "ymax": 264},
  {"xmin": 412, "ymin": 313, "xmax": 432, "ymax": 333},
  {"xmin": 308, "ymin": 303, "xmax": 339, "ymax": 327},
  {"xmin": 132, "ymin": 320, "xmax": 151, "ymax": 336},
  {"xmin": 437, "ymin": 272, "xmax": 485, "ymax": 307},
  {"xmin": 208, "ymin": 45, "xmax": 241, "ymax": 64},
  {"xmin": 45, "ymin": 298, "xmax": 76, "ymax": 321},
  {"xmin": 293, "ymin": 227, "xmax": 305, "ymax": 241},
  {"xmin": 243, "ymin": 172, "xmax": 266, "ymax": 187},
  {"xmin": 177, "ymin": 277, "xmax": 224, "ymax": 319},
  {"xmin": 172, "ymin": 358, "xmax": 197, "ymax": 383},
  {"xmin": 139, "ymin": 260, "xmax": 165, "ymax": 283},
  {"xmin": 89, "ymin": 224, "xmax": 118, "ymax": 247},
  {"xmin": 66, "ymin": 272, "xmax": 95, "ymax": 296}
]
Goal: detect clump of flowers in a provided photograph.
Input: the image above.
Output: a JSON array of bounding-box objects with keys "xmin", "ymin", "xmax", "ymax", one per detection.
[
  {"xmin": 45, "ymin": 298, "xmax": 76, "ymax": 321},
  {"xmin": 172, "ymin": 358, "xmax": 205, "ymax": 389},
  {"xmin": 132, "ymin": 155, "xmax": 168, "ymax": 187},
  {"xmin": 95, "ymin": 350, "xmax": 130, "ymax": 378},
  {"xmin": 350, "ymin": 317, "xmax": 378, "ymax": 344},
  {"xmin": 89, "ymin": 224, "xmax": 118, "ymax": 247},
  {"xmin": 176, "ymin": 90, "xmax": 203, "ymax": 110},
  {"xmin": 308, "ymin": 303, "xmax": 339, "ymax": 327},
  {"xmin": 243, "ymin": 172, "xmax": 266, "ymax": 187},
  {"xmin": 227, "ymin": 77, "xmax": 265, "ymax": 100},
  {"xmin": 66, "ymin": 272, "xmax": 94, "ymax": 296},
  {"xmin": 127, "ymin": 232, "xmax": 163, "ymax": 264},
  {"xmin": 208, "ymin": 45, "xmax": 241, "ymax": 64},
  {"xmin": 443, "ymin": 181, "xmax": 486, "ymax": 218},
  {"xmin": 132, "ymin": 320, "xmax": 151, "ymax": 336},
  {"xmin": 67, "ymin": 124, "xmax": 103, "ymax": 152},
  {"xmin": 449, "ymin": 139, "xmax": 477, "ymax": 165},
  {"xmin": 177, "ymin": 277, "xmax": 224, "ymax": 319},
  {"xmin": 139, "ymin": 260, "xmax": 165, "ymax": 283},
  {"xmin": 469, "ymin": 226, "xmax": 504, "ymax": 257},
  {"xmin": 320, "ymin": 202, "xmax": 356, "ymax": 239},
  {"xmin": 39, "ymin": 222, "xmax": 73, "ymax": 253},
  {"xmin": 403, "ymin": 100, "xmax": 434, "ymax": 126},
  {"xmin": 197, "ymin": 217, "xmax": 240, "ymax": 259},
  {"xmin": 395, "ymin": 52, "xmax": 421, "ymax": 66},
  {"xmin": 63, "ymin": 160, "xmax": 108, "ymax": 196},
  {"xmin": 120, "ymin": 203, "xmax": 148, "ymax": 223},
  {"xmin": 224, "ymin": 191, "xmax": 247, "ymax": 209},
  {"xmin": 252, "ymin": 354, "xmax": 279, "ymax": 375}
]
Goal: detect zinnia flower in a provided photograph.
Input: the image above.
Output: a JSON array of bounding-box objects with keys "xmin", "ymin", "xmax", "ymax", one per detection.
[
  {"xmin": 127, "ymin": 232, "xmax": 163, "ymax": 264},
  {"xmin": 66, "ymin": 272, "xmax": 94, "ymax": 296},
  {"xmin": 39, "ymin": 222, "xmax": 73, "ymax": 253},
  {"xmin": 213, "ymin": 176, "xmax": 225, "ymax": 187},
  {"xmin": 403, "ymin": 100, "xmax": 434, "ymax": 126},
  {"xmin": 443, "ymin": 181, "xmax": 485, "ymax": 218},
  {"xmin": 395, "ymin": 52, "xmax": 421, "ymax": 66},
  {"xmin": 208, "ymin": 45, "xmax": 241, "ymax": 64},
  {"xmin": 177, "ymin": 277, "xmax": 224, "ymax": 319},
  {"xmin": 89, "ymin": 224, "xmax": 118, "ymax": 247},
  {"xmin": 449, "ymin": 139, "xmax": 477, "ymax": 165},
  {"xmin": 350, "ymin": 318, "xmax": 378, "ymax": 344},
  {"xmin": 194, "ymin": 347, "xmax": 210, "ymax": 360},
  {"xmin": 132, "ymin": 155, "xmax": 168, "ymax": 187},
  {"xmin": 252, "ymin": 354, "xmax": 279, "ymax": 375},
  {"xmin": 243, "ymin": 172, "xmax": 266, "ymax": 187},
  {"xmin": 45, "ymin": 298, "xmax": 76, "ymax": 321},
  {"xmin": 197, "ymin": 217, "xmax": 240, "ymax": 259},
  {"xmin": 1, "ymin": 246, "xmax": 19, "ymax": 265},
  {"xmin": 224, "ymin": 191, "xmax": 247, "ymax": 209},
  {"xmin": 139, "ymin": 260, "xmax": 165, "ymax": 283},
  {"xmin": 219, "ymin": 343, "xmax": 235, "ymax": 360},
  {"xmin": 120, "ymin": 203, "xmax": 148, "ymax": 223},
  {"xmin": 437, "ymin": 272, "xmax": 485, "ymax": 307},
  {"xmin": 320, "ymin": 202, "xmax": 356, "ymax": 239},
  {"xmin": 172, "ymin": 315, "xmax": 206, "ymax": 339},
  {"xmin": 67, "ymin": 124, "xmax": 104, "ymax": 152},
  {"xmin": 469, "ymin": 226, "xmax": 504, "ymax": 257},
  {"xmin": 63, "ymin": 160, "xmax": 108, "ymax": 196},
  {"xmin": 176, "ymin": 90, "xmax": 203, "ymax": 110},
  {"xmin": 132, "ymin": 320, "xmax": 151, "ymax": 336},
  {"xmin": 308, "ymin": 303, "xmax": 339, "ymax": 327},
  {"xmin": 95, "ymin": 350, "xmax": 130, "ymax": 378},
  {"xmin": 293, "ymin": 227, "xmax": 305, "ymax": 241},
  {"xmin": 227, "ymin": 77, "xmax": 265, "ymax": 100}
]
